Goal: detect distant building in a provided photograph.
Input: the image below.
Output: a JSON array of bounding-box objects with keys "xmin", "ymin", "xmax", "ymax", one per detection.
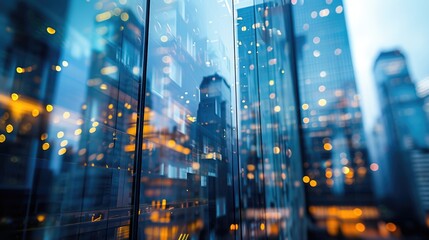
[{"xmin": 373, "ymin": 50, "xmax": 429, "ymax": 228}]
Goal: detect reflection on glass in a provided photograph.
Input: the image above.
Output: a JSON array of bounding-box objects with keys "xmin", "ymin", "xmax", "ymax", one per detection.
[
  {"xmin": 0, "ymin": 0, "xmax": 312, "ymax": 239},
  {"xmin": 0, "ymin": 0, "xmax": 145, "ymax": 238},
  {"xmin": 292, "ymin": 0, "xmax": 377, "ymax": 238}
]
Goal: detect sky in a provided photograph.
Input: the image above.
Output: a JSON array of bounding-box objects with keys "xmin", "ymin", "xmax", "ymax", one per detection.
[{"xmin": 343, "ymin": 0, "xmax": 429, "ymax": 130}]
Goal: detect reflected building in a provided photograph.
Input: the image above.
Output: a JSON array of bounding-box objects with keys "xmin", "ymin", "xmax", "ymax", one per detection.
[
  {"xmin": 0, "ymin": 0, "xmax": 308, "ymax": 239},
  {"xmin": 292, "ymin": 0, "xmax": 379, "ymax": 238},
  {"xmin": 237, "ymin": 2, "xmax": 306, "ymax": 239},
  {"xmin": 372, "ymin": 50, "xmax": 429, "ymax": 231},
  {"xmin": 0, "ymin": 1, "xmax": 69, "ymax": 238}
]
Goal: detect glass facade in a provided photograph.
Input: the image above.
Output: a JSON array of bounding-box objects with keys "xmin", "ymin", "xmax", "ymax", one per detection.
[
  {"xmin": 292, "ymin": 0, "xmax": 378, "ymax": 237},
  {"xmin": 0, "ymin": 0, "xmax": 305, "ymax": 239},
  {"xmin": 2, "ymin": 0, "xmax": 429, "ymax": 240}
]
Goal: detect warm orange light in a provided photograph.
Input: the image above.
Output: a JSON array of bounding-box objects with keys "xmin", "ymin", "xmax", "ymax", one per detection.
[
  {"xmin": 46, "ymin": 27, "xmax": 56, "ymax": 34},
  {"xmin": 355, "ymin": 223, "xmax": 365, "ymax": 232},
  {"xmin": 6, "ymin": 124, "xmax": 13, "ymax": 133},
  {"xmin": 260, "ymin": 223, "xmax": 265, "ymax": 230},
  {"xmin": 0, "ymin": 134, "xmax": 6, "ymax": 143},
  {"xmin": 36, "ymin": 214, "xmax": 46, "ymax": 222},
  {"xmin": 303, "ymin": 176, "xmax": 310, "ymax": 183},
  {"xmin": 42, "ymin": 143, "xmax": 50, "ymax": 151},
  {"xmin": 309, "ymin": 180, "xmax": 317, "ymax": 187},
  {"xmin": 58, "ymin": 148, "xmax": 67, "ymax": 155},
  {"xmin": 353, "ymin": 208, "xmax": 362, "ymax": 216},
  {"xmin": 386, "ymin": 222, "xmax": 397, "ymax": 232},
  {"xmin": 323, "ymin": 143, "xmax": 333, "ymax": 151}
]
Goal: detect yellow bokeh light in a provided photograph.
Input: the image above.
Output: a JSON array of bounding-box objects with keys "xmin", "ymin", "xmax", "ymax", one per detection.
[
  {"xmin": 269, "ymin": 80, "xmax": 275, "ymax": 86},
  {"xmin": 318, "ymin": 99, "xmax": 327, "ymax": 106},
  {"xmin": 92, "ymin": 122, "xmax": 99, "ymax": 127},
  {"xmin": 46, "ymin": 27, "xmax": 56, "ymax": 34},
  {"xmin": 342, "ymin": 166, "xmax": 350, "ymax": 174},
  {"xmin": 60, "ymin": 140, "xmax": 68, "ymax": 147},
  {"xmin": 63, "ymin": 112, "xmax": 70, "ymax": 119},
  {"xmin": 274, "ymin": 106, "xmax": 281, "ymax": 112},
  {"xmin": 62, "ymin": 61, "xmax": 69, "ymax": 67},
  {"xmin": 16, "ymin": 67, "xmax": 24, "ymax": 74},
  {"xmin": 120, "ymin": 12, "xmax": 129, "ymax": 21},
  {"xmin": 46, "ymin": 104, "xmax": 54, "ymax": 112},
  {"xmin": 11, "ymin": 93, "xmax": 19, "ymax": 101},
  {"xmin": 41, "ymin": 133, "xmax": 48, "ymax": 140},
  {"xmin": 302, "ymin": 103, "xmax": 309, "ymax": 110},
  {"xmin": 303, "ymin": 117, "xmax": 310, "ymax": 124},
  {"xmin": 55, "ymin": 65, "xmax": 62, "ymax": 72},
  {"xmin": 58, "ymin": 148, "xmax": 67, "ymax": 155},
  {"xmin": 42, "ymin": 143, "xmax": 50, "ymax": 151},
  {"xmin": 6, "ymin": 124, "xmax": 13, "ymax": 133},
  {"xmin": 0, "ymin": 134, "xmax": 6, "ymax": 143},
  {"xmin": 57, "ymin": 131, "xmax": 64, "ymax": 138},
  {"xmin": 323, "ymin": 143, "xmax": 332, "ymax": 151},
  {"xmin": 74, "ymin": 129, "xmax": 82, "ymax": 135},
  {"xmin": 273, "ymin": 146, "xmax": 281, "ymax": 154},
  {"xmin": 89, "ymin": 127, "xmax": 97, "ymax": 133},
  {"xmin": 302, "ymin": 176, "xmax": 310, "ymax": 183},
  {"xmin": 260, "ymin": 223, "xmax": 265, "ymax": 230},
  {"xmin": 32, "ymin": 109, "xmax": 40, "ymax": 117},
  {"xmin": 309, "ymin": 180, "xmax": 317, "ymax": 187}
]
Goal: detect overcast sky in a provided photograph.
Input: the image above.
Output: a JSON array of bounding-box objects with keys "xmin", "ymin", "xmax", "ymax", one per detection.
[{"xmin": 343, "ymin": 0, "xmax": 429, "ymax": 129}]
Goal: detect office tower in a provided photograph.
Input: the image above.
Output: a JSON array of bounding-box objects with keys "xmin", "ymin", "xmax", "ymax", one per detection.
[
  {"xmin": 373, "ymin": 50, "xmax": 429, "ymax": 228},
  {"xmin": 292, "ymin": 0, "xmax": 378, "ymax": 237},
  {"xmin": 236, "ymin": 2, "xmax": 306, "ymax": 239}
]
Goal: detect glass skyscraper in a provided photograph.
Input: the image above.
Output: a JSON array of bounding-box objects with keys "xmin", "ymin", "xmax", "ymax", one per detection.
[
  {"xmin": 372, "ymin": 50, "xmax": 429, "ymax": 232},
  {"xmin": 292, "ymin": 0, "xmax": 379, "ymax": 238}
]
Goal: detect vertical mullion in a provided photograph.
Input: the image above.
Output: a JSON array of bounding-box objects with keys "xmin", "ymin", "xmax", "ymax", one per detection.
[{"xmin": 130, "ymin": 0, "xmax": 152, "ymax": 239}]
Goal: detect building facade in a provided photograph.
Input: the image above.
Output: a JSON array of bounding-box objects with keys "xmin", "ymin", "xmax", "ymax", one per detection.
[
  {"xmin": 291, "ymin": 0, "xmax": 379, "ymax": 238},
  {"xmin": 0, "ymin": 0, "xmax": 306, "ymax": 239}
]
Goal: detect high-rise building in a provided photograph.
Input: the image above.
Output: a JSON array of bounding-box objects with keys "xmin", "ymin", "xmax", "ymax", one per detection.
[
  {"xmin": 292, "ymin": 0, "xmax": 379, "ymax": 237},
  {"xmin": 373, "ymin": 50, "xmax": 429, "ymax": 229},
  {"xmin": 236, "ymin": 2, "xmax": 306, "ymax": 239}
]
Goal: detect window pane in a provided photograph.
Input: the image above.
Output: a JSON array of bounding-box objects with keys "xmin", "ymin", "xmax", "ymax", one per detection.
[{"xmin": 0, "ymin": 0, "xmax": 146, "ymax": 238}]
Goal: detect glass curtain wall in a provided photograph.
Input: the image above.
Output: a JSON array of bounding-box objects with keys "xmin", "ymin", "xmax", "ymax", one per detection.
[{"xmin": 0, "ymin": 0, "xmax": 305, "ymax": 239}]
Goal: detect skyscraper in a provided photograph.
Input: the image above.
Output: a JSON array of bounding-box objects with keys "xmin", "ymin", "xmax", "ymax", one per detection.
[
  {"xmin": 292, "ymin": 0, "xmax": 378, "ymax": 237},
  {"xmin": 373, "ymin": 50, "xmax": 429, "ymax": 229}
]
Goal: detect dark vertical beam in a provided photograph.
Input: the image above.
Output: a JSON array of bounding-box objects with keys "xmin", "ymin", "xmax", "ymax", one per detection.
[{"xmin": 130, "ymin": 0, "xmax": 151, "ymax": 239}]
